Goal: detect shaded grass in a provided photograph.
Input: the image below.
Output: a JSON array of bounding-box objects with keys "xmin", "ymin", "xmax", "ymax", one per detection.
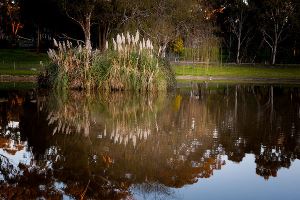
[
  {"xmin": 0, "ymin": 49, "xmax": 49, "ymax": 75},
  {"xmin": 0, "ymin": 82, "xmax": 37, "ymax": 90},
  {"xmin": 174, "ymin": 64, "xmax": 300, "ymax": 79},
  {"xmin": 0, "ymin": 69, "xmax": 38, "ymax": 75}
]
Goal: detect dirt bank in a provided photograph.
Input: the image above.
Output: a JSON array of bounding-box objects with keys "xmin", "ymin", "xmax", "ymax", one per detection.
[{"xmin": 0, "ymin": 75, "xmax": 37, "ymax": 82}]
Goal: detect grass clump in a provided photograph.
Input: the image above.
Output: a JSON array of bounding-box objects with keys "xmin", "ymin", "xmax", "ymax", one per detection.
[
  {"xmin": 91, "ymin": 31, "xmax": 175, "ymax": 91},
  {"xmin": 40, "ymin": 31, "xmax": 175, "ymax": 91},
  {"xmin": 39, "ymin": 41, "xmax": 88, "ymax": 90}
]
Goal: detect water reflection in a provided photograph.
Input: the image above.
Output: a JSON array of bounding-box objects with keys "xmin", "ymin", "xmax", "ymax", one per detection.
[{"xmin": 0, "ymin": 83, "xmax": 299, "ymax": 199}]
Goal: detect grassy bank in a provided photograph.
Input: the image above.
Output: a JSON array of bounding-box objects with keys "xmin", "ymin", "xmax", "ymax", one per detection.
[
  {"xmin": 174, "ymin": 64, "xmax": 300, "ymax": 79},
  {"xmin": 0, "ymin": 49, "xmax": 48, "ymax": 75}
]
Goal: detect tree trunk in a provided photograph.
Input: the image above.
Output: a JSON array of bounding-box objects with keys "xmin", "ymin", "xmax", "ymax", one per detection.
[
  {"xmin": 84, "ymin": 15, "xmax": 92, "ymax": 53},
  {"xmin": 236, "ymin": 21, "xmax": 242, "ymax": 64},
  {"xmin": 37, "ymin": 25, "xmax": 40, "ymax": 53},
  {"xmin": 272, "ymin": 40, "xmax": 277, "ymax": 65},
  {"xmin": 83, "ymin": 15, "xmax": 92, "ymax": 90},
  {"xmin": 236, "ymin": 37, "xmax": 241, "ymax": 64},
  {"xmin": 161, "ymin": 43, "xmax": 168, "ymax": 58},
  {"xmin": 98, "ymin": 24, "xmax": 109, "ymax": 51},
  {"xmin": 227, "ymin": 34, "xmax": 232, "ymax": 62}
]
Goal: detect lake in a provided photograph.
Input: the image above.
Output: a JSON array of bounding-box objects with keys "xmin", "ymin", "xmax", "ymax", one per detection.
[{"xmin": 0, "ymin": 82, "xmax": 300, "ymax": 200}]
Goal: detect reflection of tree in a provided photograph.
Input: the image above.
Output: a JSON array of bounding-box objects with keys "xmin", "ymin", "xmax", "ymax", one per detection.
[
  {"xmin": 19, "ymin": 90, "xmax": 226, "ymax": 199},
  {"xmin": 0, "ymin": 84, "xmax": 299, "ymax": 198},
  {"xmin": 195, "ymin": 83, "xmax": 300, "ymax": 178},
  {"xmin": 132, "ymin": 182, "xmax": 176, "ymax": 200},
  {"xmin": 255, "ymin": 146, "xmax": 293, "ymax": 180}
]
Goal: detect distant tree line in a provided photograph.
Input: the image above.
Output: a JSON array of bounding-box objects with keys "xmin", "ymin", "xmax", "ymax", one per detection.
[{"xmin": 0, "ymin": 0, "xmax": 300, "ymax": 64}]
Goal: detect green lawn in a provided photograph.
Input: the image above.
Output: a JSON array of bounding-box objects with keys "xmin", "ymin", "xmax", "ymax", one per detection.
[
  {"xmin": 174, "ymin": 64, "xmax": 300, "ymax": 79},
  {"xmin": 0, "ymin": 82, "xmax": 37, "ymax": 90},
  {"xmin": 0, "ymin": 49, "xmax": 48, "ymax": 75}
]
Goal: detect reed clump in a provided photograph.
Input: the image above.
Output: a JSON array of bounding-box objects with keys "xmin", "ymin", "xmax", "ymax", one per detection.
[
  {"xmin": 91, "ymin": 31, "xmax": 175, "ymax": 91},
  {"xmin": 39, "ymin": 31, "xmax": 175, "ymax": 91},
  {"xmin": 38, "ymin": 40, "xmax": 89, "ymax": 90}
]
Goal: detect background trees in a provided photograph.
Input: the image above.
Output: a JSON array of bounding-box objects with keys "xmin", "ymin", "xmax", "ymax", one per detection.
[
  {"xmin": 0, "ymin": 0, "xmax": 22, "ymax": 44},
  {"xmin": 223, "ymin": 0, "xmax": 253, "ymax": 64},
  {"xmin": 62, "ymin": 0, "xmax": 99, "ymax": 52},
  {"xmin": 0, "ymin": 0, "xmax": 299, "ymax": 64},
  {"xmin": 260, "ymin": 0, "xmax": 294, "ymax": 65}
]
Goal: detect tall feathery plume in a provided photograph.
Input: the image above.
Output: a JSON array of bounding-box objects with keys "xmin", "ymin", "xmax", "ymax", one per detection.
[
  {"xmin": 58, "ymin": 42, "xmax": 63, "ymax": 52},
  {"xmin": 62, "ymin": 41, "xmax": 67, "ymax": 52},
  {"xmin": 139, "ymin": 41, "xmax": 143, "ymax": 55},
  {"xmin": 135, "ymin": 30, "xmax": 140, "ymax": 44},
  {"xmin": 118, "ymin": 43, "xmax": 123, "ymax": 52},
  {"xmin": 66, "ymin": 40, "xmax": 71, "ymax": 49},
  {"xmin": 113, "ymin": 38, "xmax": 117, "ymax": 50},
  {"xmin": 150, "ymin": 42, "xmax": 153, "ymax": 50},
  {"xmin": 127, "ymin": 32, "xmax": 131, "ymax": 45},
  {"xmin": 121, "ymin": 33, "xmax": 126, "ymax": 45},
  {"xmin": 131, "ymin": 35, "xmax": 135, "ymax": 46},
  {"xmin": 78, "ymin": 44, "xmax": 82, "ymax": 53},
  {"xmin": 105, "ymin": 41, "xmax": 109, "ymax": 50},
  {"xmin": 117, "ymin": 34, "xmax": 122, "ymax": 45},
  {"xmin": 146, "ymin": 39, "xmax": 151, "ymax": 49},
  {"xmin": 116, "ymin": 34, "xmax": 122, "ymax": 52},
  {"xmin": 53, "ymin": 38, "xmax": 58, "ymax": 47}
]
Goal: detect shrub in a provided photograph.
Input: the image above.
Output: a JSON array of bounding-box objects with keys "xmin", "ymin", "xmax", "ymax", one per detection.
[
  {"xmin": 40, "ymin": 31, "xmax": 175, "ymax": 92},
  {"xmin": 172, "ymin": 37, "xmax": 184, "ymax": 57},
  {"xmin": 39, "ymin": 40, "xmax": 88, "ymax": 90},
  {"xmin": 91, "ymin": 31, "xmax": 175, "ymax": 91}
]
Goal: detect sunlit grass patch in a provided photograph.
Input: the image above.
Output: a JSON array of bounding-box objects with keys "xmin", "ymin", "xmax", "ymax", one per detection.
[{"xmin": 174, "ymin": 64, "xmax": 300, "ymax": 79}]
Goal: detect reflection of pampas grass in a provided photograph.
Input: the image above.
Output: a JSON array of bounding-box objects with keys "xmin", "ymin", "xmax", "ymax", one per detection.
[
  {"xmin": 98, "ymin": 92, "xmax": 167, "ymax": 147},
  {"xmin": 44, "ymin": 91, "xmax": 92, "ymax": 136},
  {"xmin": 43, "ymin": 91, "xmax": 167, "ymax": 147}
]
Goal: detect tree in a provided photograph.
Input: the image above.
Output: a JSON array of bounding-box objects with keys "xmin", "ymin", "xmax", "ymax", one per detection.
[
  {"xmin": 172, "ymin": 37, "xmax": 184, "ymax": 57},
  {"xmin": 93, "ymin": 0, "xmax": 134, "ymax": 51},
  {"xmin": 19, "ymin": 0, "xmax": 69, "ymax": 51},
  {"xmin": 183, "ymin": 0, "xmax": 221, "ymax": 63},
  {"xmin": 261, "ymin": 0, "xmax": 294, "ymax": 65},
  {"xmin": 0, "ymin": 0, "xmax": 22, "ymax": 40},
  {"xmin": 63, "ymin": 0, "xmax": 98, "ymax": 52},
  {"xmin": 223, "ymin": 0, "xmax": 253, "ymax": 64},
  {"xmin": 127, "ymin": 0, "xmax": 197, "ymax": 57}
]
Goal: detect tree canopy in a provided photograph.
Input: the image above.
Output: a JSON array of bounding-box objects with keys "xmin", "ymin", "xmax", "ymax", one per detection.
[{"xmin": 0, "ymin": 0, "xmax": 300, "ymax": 64}]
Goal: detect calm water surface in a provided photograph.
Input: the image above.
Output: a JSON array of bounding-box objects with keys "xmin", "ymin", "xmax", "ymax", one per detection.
[{"xmin": 0, "ymin": 83, "xmax": 300, "ymax": 200}]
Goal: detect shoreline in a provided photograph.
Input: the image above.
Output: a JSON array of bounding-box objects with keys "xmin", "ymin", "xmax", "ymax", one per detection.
[
  {"xmin": 0, "ymin": 75, "xmax": 37, "ymax": 82},
  {"xmin": 1, "ymin": 75, "xmax": 300, "ymax": 84},
  {"xmin": 176, "ymin": 75, "xmax": 300, "ymax": 84}
]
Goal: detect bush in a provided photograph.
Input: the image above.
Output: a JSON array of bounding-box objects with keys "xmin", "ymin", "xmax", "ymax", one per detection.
[
  {"xmin": 172, "ymin": 37, "xmax": 184, "ymax": 57},
  {"xmin": 39, "ymin": 40, "xmax": 90, "ymax": 90},
  {"xmin": 40, "ymin": 31, "xmax": 175, "ymax": 92},
  {"xmin": 91, "ymin": 31, "xmax": 175, "ymax": 91}
]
